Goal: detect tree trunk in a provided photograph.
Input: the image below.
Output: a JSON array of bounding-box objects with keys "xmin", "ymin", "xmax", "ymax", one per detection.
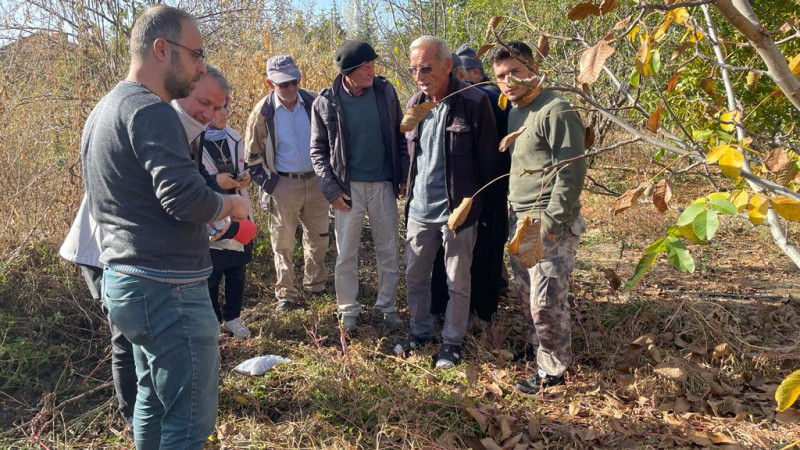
[{"xmin": 715, "ymin": 0, "xmax": 800, "ymax": 112}]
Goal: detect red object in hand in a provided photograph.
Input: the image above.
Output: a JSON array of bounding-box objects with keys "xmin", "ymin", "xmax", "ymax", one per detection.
[{"xmin": 233, "ymin": 219, "xmax": 257, "ymax": 245}]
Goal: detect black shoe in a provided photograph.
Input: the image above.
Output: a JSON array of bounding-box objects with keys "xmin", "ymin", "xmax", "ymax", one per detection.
[
  {"xmin": 514, "ymin": 372, "xmax": 565, "ymax": 394},
  {"xmin": 434, "ymin": 344, "xmax": 462, "ymax": 369},
  {"xmin": 275, "ymin": 300, "xmax": 304, "ymax": 312},
  {"xmin": 393, "ymin": 335, "xmax": 434, "ymax": 356},
  {"xmin": 513, "ymin": 344, "xmax": 536, "ymax": 362}
]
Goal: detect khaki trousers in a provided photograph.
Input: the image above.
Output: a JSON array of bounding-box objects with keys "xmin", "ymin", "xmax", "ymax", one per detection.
[
  {"xmin": 269, "ymin": 176, "xmax": 330, "ymax": 302},
  {"xmin": 334, "ymin": 181, "xmax": 400, "ymax": 316}
]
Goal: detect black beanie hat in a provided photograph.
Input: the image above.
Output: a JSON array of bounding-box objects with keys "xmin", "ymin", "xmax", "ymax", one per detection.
[{"xmin": 336, "ymin": 40, "xmax": 378, "ymax": 75}]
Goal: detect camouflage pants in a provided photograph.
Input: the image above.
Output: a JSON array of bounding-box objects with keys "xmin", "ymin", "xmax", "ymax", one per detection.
[{"xmin": 508, "ymin": 210, "xmax": 584, "ymax": 377}]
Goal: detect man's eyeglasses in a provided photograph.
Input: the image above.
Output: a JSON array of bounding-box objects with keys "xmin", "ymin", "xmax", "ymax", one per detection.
[
  {"xmin": 276, "ymin": 79, "xmax": 299, "ymax": 88},
  {"xmin": 407, "ymin": 65, "xmax": 434, "ymax": 76},
  {"xmin": 164, "ymin": 39, "xmax": 205, "ymax": 61}
]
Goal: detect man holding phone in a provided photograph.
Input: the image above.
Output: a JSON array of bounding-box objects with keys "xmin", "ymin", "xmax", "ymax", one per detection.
[{"xmin": 246, "ymin": 55, "xmax": 330, "ymax": 312}]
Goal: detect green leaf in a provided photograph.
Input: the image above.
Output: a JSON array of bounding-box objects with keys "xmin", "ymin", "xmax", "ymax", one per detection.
[
  {"xmin": 654, "ymin": 148, "xmax": 666, "ymax": 162},
  {"xmin": 707, "ymin": 198, "xmax": 738, "ymax": 215},
  {"xmin": 630, "ymin": 69, "xmax": 640, "ymax": 88},
  {"xmin": 676, "ymin": 202, "xmax": 706, "ymax": 226},
  {"xmin": 665, "ymin": 236, "xmax": 695, "ymax": 273},
  {"xmin": 693, "ymin": 209, "xmax": 719, "ymax": 241},
  {"xmin": 644, "ymin": 237, "xmax": 668, "ymax": 254},
  {"xmin": 692, "ymin": 129, "xmax": 714, "ymax": 141},
  {"xmin": 623, "ymin": 251, "xmax": 659, "ymax": 291},
  {"xmin": 650, "ymin": 49, "xmax": 661, "ymax": 74}
]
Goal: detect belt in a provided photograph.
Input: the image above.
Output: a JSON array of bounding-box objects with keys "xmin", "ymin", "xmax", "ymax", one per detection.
[{"xmin": 277, "ymin": 171, "xmax": 316, "ymax": 180}]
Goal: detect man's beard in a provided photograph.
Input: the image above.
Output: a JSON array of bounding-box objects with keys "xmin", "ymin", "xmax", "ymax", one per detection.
[{"xmin": 164, "ymin": 49, "xmax": 193, "ymax": 100}]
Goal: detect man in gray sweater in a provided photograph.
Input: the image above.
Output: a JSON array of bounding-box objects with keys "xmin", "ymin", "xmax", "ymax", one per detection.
[{"xmin": 81, "ymin": 5, "xmax": 249, "ymax": 448}]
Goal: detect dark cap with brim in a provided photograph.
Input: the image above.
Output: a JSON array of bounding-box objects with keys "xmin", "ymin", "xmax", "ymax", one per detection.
[{"xmin": 266, "ymin": 55, "xmax": 301, "ymax": 83}]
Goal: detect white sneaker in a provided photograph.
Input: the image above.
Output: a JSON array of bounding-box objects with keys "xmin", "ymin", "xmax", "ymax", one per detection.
[{"xmin": 223, "ymin": 318, "xmax": 251, "ymax": 339}]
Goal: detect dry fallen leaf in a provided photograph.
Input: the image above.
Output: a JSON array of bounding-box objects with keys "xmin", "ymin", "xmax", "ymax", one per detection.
[
  {"xmin": 712, "ymin": 342, "xmax": 731, "ymax": 360},
  {"xmin": 479, "ymin": 437, "xmax": 503, "ymax": 450},
  {"xmin": 654, "ymin": 360, "xmax": 687, "ymax": 382},
  {"xmin": 466, "ymin": 406, "xmax": 488, "ymax": 432},
  {"xmin": 500, "ymin": 126, "xmax": 527, "ymax": 151},
  {"xmin": 447, "ymin": 197, "xmax": 473, "ymax": 231},
  {"xmin": 400, "ymin": 101, "xmax": 437, "ymax": 133}
]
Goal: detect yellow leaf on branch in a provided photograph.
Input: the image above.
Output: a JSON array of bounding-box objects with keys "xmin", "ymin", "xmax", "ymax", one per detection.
[
  {"xmin": 652, "ymin": 18, "xmax": 672, "ymax": 42},
  {"xmin": 719, "ymin": 109, "xmax": 741, "ymax": 132},
  {"xmin": 729, "ymin": 190, "xmax": 749, "ymax": 213},
  {"xmin": 635, "ymin": 34, "xmax": 650, "ymax": 75},
  {"xmin": 497, "ymin": 93, "xmax": 507, "ymax": 111},
  {"xmin": 771, "ymin": 196, "xmax": 800, "ymax": 222},
  {"xmin": 747, "ymin": 194, "xmax": 769, "ymax": 225},
  {"xmin": 706, "ymin": 145, "xmax": 730, "ymax": 164},
  {"xmin": 776, "ymin": 369, "xmax": 800, "ymax": 412},
  {"xmin": 788, "ymin": 53, "xmax": 800, "ymax": 75},
  {"xmin": 719, "ymin": 146, "xmax": 744, "ymax": 178},
  {"xmin": 667, "ymin": 7, "xmax": 690, "ymax": 26}
]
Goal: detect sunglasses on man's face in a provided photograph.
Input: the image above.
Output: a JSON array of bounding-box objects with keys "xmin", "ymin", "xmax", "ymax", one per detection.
[
  {"xmin": 276, "ymin": 79, "xmax": 299, "ymax": 88},
  {"xmin": 408, "ymin": 65, "xmax": 434, "ymax": 76}
]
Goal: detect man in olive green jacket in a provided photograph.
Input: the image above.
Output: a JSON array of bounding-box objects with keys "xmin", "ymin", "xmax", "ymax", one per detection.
[{"xmin": 492, "ymin": 41, "xmax": 587, "ymax": 394}]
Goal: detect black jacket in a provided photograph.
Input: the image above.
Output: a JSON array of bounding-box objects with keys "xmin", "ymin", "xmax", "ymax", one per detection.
[{"xmin": 310, "ymin": 75, "xmax": 409, "ymax": 202}]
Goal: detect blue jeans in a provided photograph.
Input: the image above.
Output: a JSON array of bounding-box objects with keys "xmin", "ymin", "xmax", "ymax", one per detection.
[
  {"xmin": 80, "ymin": 265, "xmax": 136, "ymax": 429},
  {"xmin": 103, "ymin": 268, "xmax": 219, "ymax": 449}
]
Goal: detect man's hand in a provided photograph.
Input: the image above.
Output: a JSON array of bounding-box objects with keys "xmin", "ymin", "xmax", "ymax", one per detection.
[
  {"xmin": 234, "ymin": 172, "xmax": 251, "ymax": 189},
  {"xmin": 216, "ymin": 173, "xmax": 238, "ymax": 190},
  {"xmin": 210, "ymin": 220, "xmax": 231, "ymax": 242},
  {"xmin": 219, "ymin": 195, "xmax": 251, "ymax": 221},
  {"xmin": 331, "ymin": 193, "xmax": 351, "ymax": 211}
]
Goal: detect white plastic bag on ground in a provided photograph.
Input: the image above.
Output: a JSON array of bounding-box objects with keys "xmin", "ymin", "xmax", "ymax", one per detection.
[{"xmin": 233, "ymin": 355, "xmax": 290, "ymax": 376}]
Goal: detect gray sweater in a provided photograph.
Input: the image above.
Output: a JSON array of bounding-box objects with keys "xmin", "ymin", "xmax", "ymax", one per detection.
[{"xmin": 81, "ymin": 81, "xmax": 223, "ymax": 282}]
